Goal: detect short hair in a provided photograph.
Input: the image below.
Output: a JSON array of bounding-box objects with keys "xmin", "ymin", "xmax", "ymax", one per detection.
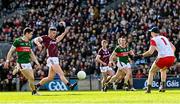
[
  {"xmin": 120, "ymin": 35, "xmax": 127, "ymax": 39},
  {"xmin": 23, "ymin": 27, "xmax": 33, "ymax": 35},
  {"xmin": 49, "ymin": 27, "xmax": 57, "ymax": 31},
  {"xmin": 101, "ymin": 40, "xmax": 107, "ymax": 43},
  {"xmin": 118, "ymin": 36, "xmax": 127, "ymax": 41}
]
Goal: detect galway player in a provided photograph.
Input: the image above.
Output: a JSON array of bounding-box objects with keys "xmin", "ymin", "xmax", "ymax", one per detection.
[
  {"xmin": 4, "ymin": 27, "xmax": 40, "ymax": 95},
  {"xmin": 96, "ymin": 40, "xmax": 114, "ymax": 91},
  {"xmin": 138, "ymin": 27, "xmax": 176, "ymax": 93},
  {"xmin": 34, "ymin": 26, "xmax": 77, "ymax": 90}
]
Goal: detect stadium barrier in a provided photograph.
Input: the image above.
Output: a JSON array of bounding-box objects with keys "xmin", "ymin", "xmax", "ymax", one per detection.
[
  {"xmin": 133, "ymin": 78, "xmax": 180, "ymax": 89},
  {"xmin": 19, "ymin": 77, "xmax": 180, "ymax": 91},
  {"xmin": 39, "ymin": 78, "xmax": 100, "ymax": 91}
]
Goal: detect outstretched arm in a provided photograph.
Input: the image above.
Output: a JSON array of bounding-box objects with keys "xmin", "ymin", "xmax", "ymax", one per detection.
[
  {"xmin": 34, "ymin": 37, "xmax": 43, "ymax": 51},
  {"xmin": 4, "ymin": 46, "xmax": 16, "ymax": 68},
  {"xmin": 129, "ymin": 50, "xmax": 135, "ymax": 56},
  {"xmin": 142, "ymin": 46, "xmax": 156, "ymax": 57},
  {"xmin": 56, "ymin": 26, "xmax": 70, "ymax": 43},
  {"xmin": 6, "ymin": 46, "xmax": 16, "ymax": 62}
]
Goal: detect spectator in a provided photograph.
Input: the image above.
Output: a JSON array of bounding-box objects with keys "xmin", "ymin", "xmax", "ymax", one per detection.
[{"xmin": 135, "ymin": 69, "xmax": 145, "ymax": 79}]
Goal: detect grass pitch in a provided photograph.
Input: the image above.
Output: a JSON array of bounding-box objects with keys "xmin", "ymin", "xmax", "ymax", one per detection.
[{"xmin": 0, "ymin": 90, "xmax": 180, "ymax": 104}]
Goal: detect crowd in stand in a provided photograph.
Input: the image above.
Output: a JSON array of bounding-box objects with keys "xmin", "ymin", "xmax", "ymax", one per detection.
[{"xmin": 0, "ymin": 0, "xmax": 179, "ymax": 91}]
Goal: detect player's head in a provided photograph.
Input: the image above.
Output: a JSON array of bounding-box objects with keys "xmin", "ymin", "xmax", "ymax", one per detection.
[
  {"xmin": 23, "ymin": 27, "xmax": 33, "ymax": 40},
  {"xmin": 118, "ymin": 36, "xmax": 127, "ymax": 45},
  {"xmin": 101, "ymin": 40, "xmax": 108, "ymax": 47},
  {"xmin": 149, "ymin": 27, "xmax": 160, "ymax": 37},
  {"xmin": 48, "ymin": 27, "xmax": 57, "ymax": 38}
]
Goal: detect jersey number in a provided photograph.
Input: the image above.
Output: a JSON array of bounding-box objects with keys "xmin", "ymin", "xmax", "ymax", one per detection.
[{"xmin": 161, "ymin": 38, "xmax": 167, "ymax": 45}]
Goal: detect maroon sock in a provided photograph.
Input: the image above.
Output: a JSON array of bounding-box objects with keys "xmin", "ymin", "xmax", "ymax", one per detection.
[
  {"xmin": 66, "ymin": 82, "xmax": 71, "ymax": 86},
  {"xmin": 36, "ymin": 83, "xmax": 41, "ymax": 87}
]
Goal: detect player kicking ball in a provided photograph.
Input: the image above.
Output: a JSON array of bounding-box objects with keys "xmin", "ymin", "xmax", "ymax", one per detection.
[
  {"xmin": 4, "ymin": 27, "xmax": 40, "ymax": 95},
  {"xmin": 137, "ymin": 27, "xmax": 176, "ymax": 93},
  {"xmin": 34, "ymin": 24, "xmax": 77, "ymax": 91}
]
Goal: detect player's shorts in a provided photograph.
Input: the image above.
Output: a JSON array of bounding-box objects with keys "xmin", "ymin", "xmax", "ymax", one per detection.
[
  {"xmin": 155, "ymin": 56, "xmax": 175, "ymax": 69},
  {"xmin": 100, "ymin": 66, "xmax": 113, "ymax": 72},
  {"xmin": 117, "ymin": 61, "xmax": 131, "ymax": 70},
  {"xmin": 47, "ymin": 57, "xmax": 59, "ymax": 68},
  {"xmin": 18, "ymin": 63, "xmax": 32, "ymax": 70}
]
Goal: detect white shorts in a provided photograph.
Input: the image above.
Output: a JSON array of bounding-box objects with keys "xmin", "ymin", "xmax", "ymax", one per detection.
[
  {"xmin": 100, "ymin": 66, "xmax": 113, "ymax": 72},
  {"xmin": 47, "ymin": 57, "xmax": 59, "ymax": 68},
  {"xmin": 18, "ymin": 63, "xmax": 32, "ymax": 70},
  {"xmin": 117, "ymin": 61, "xmax": 131, "ymax": 70}
]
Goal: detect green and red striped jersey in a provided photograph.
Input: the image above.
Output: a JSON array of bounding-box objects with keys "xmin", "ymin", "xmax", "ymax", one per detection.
[
  {"xmin": 114, "ymin": 46, "xmax": 131, "ymax": 64},
  {"xmin": 13, "ymin": 37, "xmax": 32, "ymax": 63}
]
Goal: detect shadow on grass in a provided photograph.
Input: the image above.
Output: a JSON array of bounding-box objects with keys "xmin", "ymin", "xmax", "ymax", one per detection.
[{"xmin": 40, "ymin": 93, "xmax": 84, "ymax": 96}]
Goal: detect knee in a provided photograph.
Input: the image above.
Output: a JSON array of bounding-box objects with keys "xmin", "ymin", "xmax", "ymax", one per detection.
[
  {"xmin": 103, "ymin": 77, "xmax": 107, "ymax": 81},
  {"xmin": 149, "ymin": 69, "xmax": 156, "ymax": 74},
  {"xmin": 28, "ymin": 78, "xmax": 34, "ymax": 83},
  {"xmin": 125, "ymin": 71, "xmax": 131, "ymax": 77},
  {"xmin": 129, "ymin": 73, "xmax": 132, "ymax": 78},
  {"xmin": 113, "ymin": 75, "xmax": 119, "ymax": 79},
  {"xmin": 47, "ymin": 77, "xmax": 54, "ymax": 81}
]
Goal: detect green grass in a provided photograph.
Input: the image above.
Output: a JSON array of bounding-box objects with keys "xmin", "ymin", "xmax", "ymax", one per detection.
[{"xmin": 0, "ymin": 90, "xmax": 180, "ymax": 104}]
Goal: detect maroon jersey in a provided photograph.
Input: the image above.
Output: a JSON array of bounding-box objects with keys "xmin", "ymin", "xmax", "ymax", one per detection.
[
  {"xmin": 98, "ymin": 48, "xmax": 111, "ymax": 66},
  {"xmin": 41, "ymin": 35, "xmax": 58, "ymax": 57}
]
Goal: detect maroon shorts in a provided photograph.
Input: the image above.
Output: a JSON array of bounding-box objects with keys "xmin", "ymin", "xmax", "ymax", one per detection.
[{"xmin": 156, "ymin": 56, "xmax": 175, "ymax": 69}]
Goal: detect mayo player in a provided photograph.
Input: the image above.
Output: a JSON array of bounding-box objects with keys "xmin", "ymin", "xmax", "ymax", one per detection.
[
  {"xmin": 104, "ymin": 36, "xmax": 135, "ymax": 91},
  {"xmin": 4, "ymin": 27, "xmax": 40, "ymax": 95}
]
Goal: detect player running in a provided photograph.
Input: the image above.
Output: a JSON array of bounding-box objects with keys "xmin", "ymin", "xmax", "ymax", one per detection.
[
  {"xmin": 34, "ymin": 25, "xmax": 77, "ymax": 90},
  {"xmin": 4, "ymin": 27, "xmax": 40, "ymax": 95},
  {"xmin": 96, "ymin": 40, "xmax": 114, "ymax": 91},
  {"xmin": 138, "ymin": 27, "xmax": 176, "ymax": 93},
  {"xmin": 104, "ymin": 36, "xmax": 135, "ymax": 91}
]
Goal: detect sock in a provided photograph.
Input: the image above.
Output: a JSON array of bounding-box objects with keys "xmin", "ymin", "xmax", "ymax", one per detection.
[
  {"xmin": 66, "ymin": 82, "xmax": 71, "ymax": 86},
  {"xmin": 36, "ymin": 83, "xmax": 41, "ymax": 88},
  {"xmin": 32, "ymin": 90, "xmax": 37, "ymax": 94},
  {"xmin": 147, "ymin": 84, "xmax": 151, "ymax": 90},
  {"xmin": 161, "ymin": 81, "xmax": 166, "ymax": 88},
  {"xmin": 124, "ymin": 82, "xmax": 128, "ymax": 87}
]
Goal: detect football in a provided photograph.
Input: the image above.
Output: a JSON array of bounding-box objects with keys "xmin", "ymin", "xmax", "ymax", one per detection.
[{"xmin": 77, "ymin": 71, "xmax": 86, "ymax": 80}]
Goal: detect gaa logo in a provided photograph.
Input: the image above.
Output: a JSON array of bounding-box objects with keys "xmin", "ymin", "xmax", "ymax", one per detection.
[{"xmin": 48, "ymin": 81, "xmax": 68, "ymax": 91}]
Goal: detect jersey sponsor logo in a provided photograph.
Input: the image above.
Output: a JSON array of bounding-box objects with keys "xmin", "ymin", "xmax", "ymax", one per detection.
[
  {"xmin": 20, "ymin": 43, "xmax": 29, "ymax": 46},
  {"xmin": 48, "ymin": 81, "xmax": 68, "ymax": 91},
  {"xmin": 102, "ymin": 54, "xmax": 110, "ymax": 58},
  {"xmin": 50, "ymin": 41, "xmax": 57, "ymax": 45},
  {"xmin": 16, "ymin": 47, "xmax": 31, "ymax": 52}
]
